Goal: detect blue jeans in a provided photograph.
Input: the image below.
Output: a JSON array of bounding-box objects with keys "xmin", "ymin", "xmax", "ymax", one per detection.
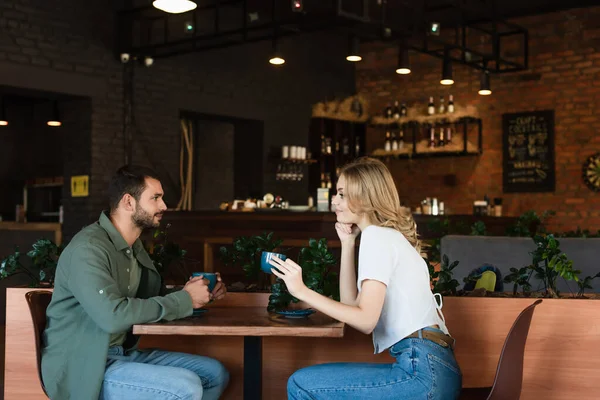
[
  {"xmin": 287, "ymin": 328, "xmax": 462, "ymax": 399},
  {"xmin": 100, "ymin": 346, "xmax": 229, "ymax": 400}
]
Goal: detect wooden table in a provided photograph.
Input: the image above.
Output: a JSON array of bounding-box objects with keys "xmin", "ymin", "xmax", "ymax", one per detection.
[{"xmin": 133, "ymin": 307, "xmax": 345, "ymax": 400}]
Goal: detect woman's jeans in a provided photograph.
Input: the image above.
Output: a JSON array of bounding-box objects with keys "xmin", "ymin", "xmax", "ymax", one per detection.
[
  {"xmin": 100, "ymin": 346, "xmax": 229, "ymax": 400},
  {"xmin": 287, "ymin": 328, "xmax": 462, "ymax": 399}
]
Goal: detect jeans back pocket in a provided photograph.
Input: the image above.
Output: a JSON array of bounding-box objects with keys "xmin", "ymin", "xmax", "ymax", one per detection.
[{"xmin": 427, "ymin": 353, "xmax": 462, "ymax": 400}]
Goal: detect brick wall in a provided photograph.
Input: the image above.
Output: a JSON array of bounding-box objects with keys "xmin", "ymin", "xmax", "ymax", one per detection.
[
  {"xmin": 0, "ymin": 0, "xmax": 355, "ymax": 238},
  {"xmin": 357, "ymin": 6, "xmax": 600, "ymax": 233}
]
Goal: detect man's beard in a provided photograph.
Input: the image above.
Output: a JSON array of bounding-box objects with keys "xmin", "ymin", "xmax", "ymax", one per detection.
[{"xmin": 132, "ymin": 203, "xmax": 162, "ymax": 230}]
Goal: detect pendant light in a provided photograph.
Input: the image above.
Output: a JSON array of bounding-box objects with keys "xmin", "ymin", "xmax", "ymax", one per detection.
[
  {"xmin": 395, "ymin": 42, "xmax": 411, "ymax": 75},
  {"xmin": 0, "ymin": 97, "xmax": 7, "ymax": 126},
  {"xmin": 152, "ymin": 0, "xmax": 197, "ymax": 14},
  {"xmin": 346, "ymin": 36, "xmax": 362, "ymax": 62},
  {"xmin": 269, "ymin": 37, "xmax": 285, "ymax": 66},
  {"xmin": 47, "ymin": 101, "xmax": 61, "ymax": 127},
  {"xmin": 440, "ymin": 49, "xmax": 454, "ymax": 85},
  {"xmin": 479, "ymin": 69, "xmax": 492, "ymax": 95}
]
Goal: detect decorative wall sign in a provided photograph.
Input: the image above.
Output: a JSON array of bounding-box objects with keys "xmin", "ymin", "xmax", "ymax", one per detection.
[
  {"xmin": 583, "ymin": 152, "xmax": 600, "ymax": 192},
  {"xmin": 502, "ymin": 110, "xmax": 555, "ymax": 193}
]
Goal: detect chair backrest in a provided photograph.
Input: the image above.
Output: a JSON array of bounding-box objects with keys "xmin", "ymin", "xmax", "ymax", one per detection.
[
  {"xmin": 488, "ymin": 299, "xmax": 542, "ymax": 400},
  {"xmin": 25, "ymin": 290, "xmax": 53, "ymax": 397}
]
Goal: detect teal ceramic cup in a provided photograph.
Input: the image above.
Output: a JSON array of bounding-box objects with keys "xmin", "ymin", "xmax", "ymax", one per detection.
[
  {"xmin": 191, "ymin": 272, "xmax": 217, "ymax": 292},
  {"xmin": 261, "ymin": 251, "xmax": 287, "ymax": 274}
]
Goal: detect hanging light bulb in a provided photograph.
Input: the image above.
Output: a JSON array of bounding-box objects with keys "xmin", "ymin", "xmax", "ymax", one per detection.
[
  {"xmin": 0, "ymin": 97, "xmax": 7, "ymax": 126},
  {"xmin": 47, "ymin": 101, "xmax": 61, "ymax": 127},
  {"xmin": 269, "ymin": 38, "xmax": 285, "ymax": 66},
  {"xmin": 440, "ymin": 49, "xmax": 454, "ymax": 85},
  {"xmin": 346, "ymin": 36, "xmax": 362, "ymax": 62},
  {"xmin": 479, "ymin": 69, "xmax": 492, "ymax": 95},
  {"xmin": 153, "ymin": 0, "xmax": 197, "ymax": 14},
  {"xmin": 395, "ymin": 42, "xmax": 411, "ymax": 74}
]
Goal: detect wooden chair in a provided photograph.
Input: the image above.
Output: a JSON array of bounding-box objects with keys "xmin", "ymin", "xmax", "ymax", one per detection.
[
  {"xmin": 25, "ymin": 290, "xmax": 53, "ymax": 398},
  {"xmin": 460, "ymin": 299, "xmax": 542, "ymax": 400}
]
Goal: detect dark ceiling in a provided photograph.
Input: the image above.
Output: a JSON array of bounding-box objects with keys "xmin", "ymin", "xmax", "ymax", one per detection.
[
  {"xmin": 468, "ymin": 0, "xmax": 598, "ymax": 19},
  {"xmin": 119, "ymin": 0, "xmax": 599, "ymax": 60}
]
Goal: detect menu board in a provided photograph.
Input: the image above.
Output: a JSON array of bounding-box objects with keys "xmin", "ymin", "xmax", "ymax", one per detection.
[{"xmin": 502, "ymin": 110, "xmax": 555, "ymax": 193}]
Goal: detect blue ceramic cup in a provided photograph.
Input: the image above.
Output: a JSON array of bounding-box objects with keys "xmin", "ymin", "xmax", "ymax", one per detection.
[
  {"xmin": 261, "ymin": 251, "xmax": 287, "ymax": 274},
  {"xmin": 191, "ymin": 272, "xmax": 217, "ymax": 292}
]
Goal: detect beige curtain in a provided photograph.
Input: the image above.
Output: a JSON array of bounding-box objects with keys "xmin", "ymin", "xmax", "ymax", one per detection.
[{"xmin": 176, "ymin": 119, "xmax": 194, "ymax": 210}]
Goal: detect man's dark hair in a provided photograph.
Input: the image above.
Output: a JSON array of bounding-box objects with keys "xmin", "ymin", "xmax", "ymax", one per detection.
[{"xmin": 108, "ymin": 165, "xmax": 161, "ymax": 213}]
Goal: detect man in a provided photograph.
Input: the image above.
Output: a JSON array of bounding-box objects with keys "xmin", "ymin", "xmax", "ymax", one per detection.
[{"xmin": 42, "ymin": 165, "xmax": 229, "ymax": 399}]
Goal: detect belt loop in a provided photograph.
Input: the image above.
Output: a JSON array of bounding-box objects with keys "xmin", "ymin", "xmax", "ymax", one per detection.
[{"xmin": 418, "ymin": 329, "xmax": 423, "ymax": 339}]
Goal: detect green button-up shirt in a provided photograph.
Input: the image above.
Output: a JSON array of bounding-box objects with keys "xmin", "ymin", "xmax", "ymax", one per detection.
[{"xmin": 41, "ymin": 212, "xmax": 193, "ymax": 400}]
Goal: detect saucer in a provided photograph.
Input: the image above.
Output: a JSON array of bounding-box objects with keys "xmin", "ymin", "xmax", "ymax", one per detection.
[
  {"xmin": 274, "ymin": 309, "xmax": 315, "ymax": 319},
  {"xmin": 192, "ymin": 308, "xmax": 209, "ymax": 317}
]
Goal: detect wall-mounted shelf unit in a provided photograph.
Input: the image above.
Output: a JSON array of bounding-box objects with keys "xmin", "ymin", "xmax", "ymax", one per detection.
[{"xmin": 370, "ymin": 116, "xmax": 482, "ymax": 160}]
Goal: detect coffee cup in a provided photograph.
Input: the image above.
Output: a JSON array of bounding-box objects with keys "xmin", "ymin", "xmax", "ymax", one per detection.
[
  {"xmin": 261, "ymin": 251, "xmax": 287, "ymax": 274},
  {"xmin": 191, "ymin": 272, "xmax": 217, "ymax": 292}
]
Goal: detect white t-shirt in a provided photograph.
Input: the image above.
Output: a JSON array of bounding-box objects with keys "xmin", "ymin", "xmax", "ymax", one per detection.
[{"xmin": 357, "ymin": 225, "xmax": 449, "ymax": 354}]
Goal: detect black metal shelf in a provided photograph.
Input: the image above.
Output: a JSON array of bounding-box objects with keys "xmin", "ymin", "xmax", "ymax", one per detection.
[
  {"xmin": 371, "ymin": 150, "xmax": 481, "ymax": 160},
  {"xmin": 371, "ymin": 117, "xmax": 483, "ymax": 160}
]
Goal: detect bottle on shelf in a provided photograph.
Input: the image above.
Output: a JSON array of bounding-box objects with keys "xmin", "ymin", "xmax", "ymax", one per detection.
[
  {"xmin": 320, "ymin": 134, "xmax": 326, "ymax": 154},
  {"xmin": 320, "ymin": 172, "xmax": 326, "ymax": 188},
  {"xmin": 427, "ymin": 96, "xmax": 435, "ymax": 115},
  {"xmin": 429, "ymin": 127, "xmax": 436, "ymax": 148},
  {"xmin": 326, "ymin": 174, "xmax": 332, "ymax": 189},
  {"xmin": 401, "ymin": 102, "xmax": 407, "ymax": 117},
  {"xmin": 398, "ymin": 129, "xmax": 405, "ymax": 149},
  {"xmin": 392, "ymin": 100, "xmax": 401, "ymax": 120},
  {"xmin": 432, "ymin": 198, "xmax": 439, "ymax": 216},
  {"xmin": 438, "ymin": 126, "xmax": 445, "ymax": 147},
  {"xmin": 447, "ymin": 94, "xmax": 455, "ymax": 113},
  {"xmin": 335, "ymin": 139, "xmax": 340, "ymax": 153},
  {"xmin": 384, "ymin": 103, "xmax": 393, "ymax": 119},
  {"xmin": 325, "ymin": 137, "xmax": 332, "ymax": 154},
  {"xmin": 438, "ymin": 96, "xmax": 445, "ymax": 114},
  {"xmin": 446, "ymin": 126, "xmax": 453, "ymax": 144},
  {"xmin": 384, "ymin": 130, "xmax": 392, "ymax": 152},
  {"xmin": 354, "ymin": 137, "xmax": 361, "ymax": 156},
  {"xmin": 342, "ymin": 136, "xmax": 350, "ymax": 155},
  {"xmin": 391, "ymin": 131, "xmax": 399, "ymax": 151}
]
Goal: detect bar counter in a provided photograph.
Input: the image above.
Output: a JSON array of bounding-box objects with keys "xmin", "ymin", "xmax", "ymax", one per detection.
[{"xmin": 159, "ymin": 211, "xmax": 518, "ymax": 281}]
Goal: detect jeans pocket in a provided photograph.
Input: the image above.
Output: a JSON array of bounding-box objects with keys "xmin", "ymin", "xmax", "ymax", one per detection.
[{"xmin": 427, "ymin": 353, "xmax": 462, "ymax": 400}]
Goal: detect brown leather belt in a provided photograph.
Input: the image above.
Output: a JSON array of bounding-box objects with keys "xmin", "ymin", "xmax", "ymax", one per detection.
[{"xmin": 407, "ymin": 329, "xmax": 455, "ymax": 350}]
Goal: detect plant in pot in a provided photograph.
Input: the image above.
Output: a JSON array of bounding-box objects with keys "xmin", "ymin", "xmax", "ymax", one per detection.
[
  {"xmin": 528, "ymin": 234, "xmax": 580, "ymax": 298},
  {"xmin": 144, "ymin": 223, "xmax": 188, "ymax": 282},
  {"xmin": 426, "ymin": 254, "xmax": 460, "ymax": 296},
  {"xmin": 219, "ymin": 232, "xmax": 283, "ymax": 291},
  {"xmin": 0, "ymin": 238, "xmax": 63, "ymax": 287},
  {"xmin": 268, "ymin": 238, "xmax": 340, "ymax": 311}
]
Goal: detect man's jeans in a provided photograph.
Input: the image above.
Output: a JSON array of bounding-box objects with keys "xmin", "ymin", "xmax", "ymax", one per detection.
[
  {"xmin": 287, "ymin": 328, "xmax": 462, "ymax": 400},
  {"xmin": 100, "ymin": 346, "xmax": 229, "ymax": 400}
]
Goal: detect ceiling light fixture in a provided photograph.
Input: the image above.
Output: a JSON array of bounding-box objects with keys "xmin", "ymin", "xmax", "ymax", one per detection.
[
  {"xmin": 152, "ymin": 0, "xmax": 197, "ymax": 14},
  {"xmin": 395, "ymin": 42, "xmax": 411, "ymax": 74},
  {"xmin": 479, "ymin": 69, "xmax": 492, "ymax": 95},
  {"xmin": 269, "ymin": 38, "xmax": 285, "ymax": 66},
  {"xmin": 47, "ymin": 101, "xmax": 61, "ymax": 127},
  {"xmin": 346, "ymin": 36, "xmax": 361, "ymax": 62},
  {"xmin": 440, "ymin": 49, "xmax": 454, "ymax": 85},
  {"xmin": 0, "ymin": 97, "xmax": 7, "ymax": 126}
]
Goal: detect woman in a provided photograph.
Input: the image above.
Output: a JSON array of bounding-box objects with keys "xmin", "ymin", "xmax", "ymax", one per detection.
[{"xmin": 269, "ymin": 157, "xmax": 462, "ymax": 400}]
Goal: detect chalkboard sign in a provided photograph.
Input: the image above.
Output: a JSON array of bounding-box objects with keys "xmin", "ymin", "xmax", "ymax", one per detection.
[{"xmin": 503, "ymin": 110, "xmax": 555, "ymax": 193}]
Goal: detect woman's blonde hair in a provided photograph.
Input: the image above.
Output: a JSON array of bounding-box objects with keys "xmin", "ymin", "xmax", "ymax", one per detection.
[{"xmin": 340, "ymin": 157, "xmax": 421, "ymax": 253}]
